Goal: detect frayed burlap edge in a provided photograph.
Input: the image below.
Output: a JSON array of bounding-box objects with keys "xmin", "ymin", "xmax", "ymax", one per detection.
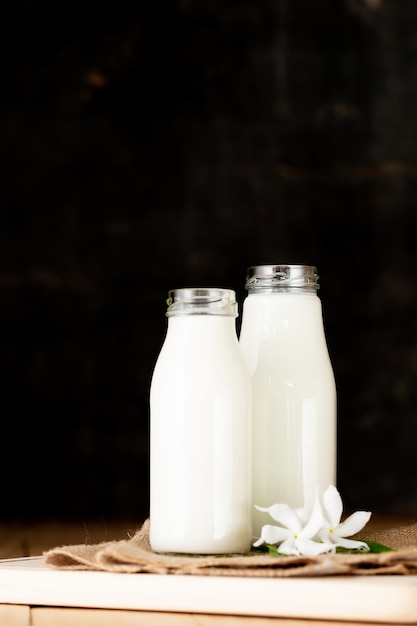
[{"xmin": 43, "ymin": 518, "xmax": 417, "ymax": 577}]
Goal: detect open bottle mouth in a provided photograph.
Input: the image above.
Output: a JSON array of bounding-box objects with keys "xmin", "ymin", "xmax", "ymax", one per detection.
[
  {"xmin": 166, "ymin": 288, "xmax": 238, "ymax": 317},
  {"xmin": 245, "ymin": 265, "xmax": 319, "ymax": 292}
]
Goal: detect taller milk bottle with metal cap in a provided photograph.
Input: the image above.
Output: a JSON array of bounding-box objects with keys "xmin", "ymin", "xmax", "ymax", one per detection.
[
  {"xmin": 150, "ymin": 287, "xmax": 252, "ymax": 554},
  {"xmin": 239, "ymin": 265, "xmax": 337, "ymax": 538}
]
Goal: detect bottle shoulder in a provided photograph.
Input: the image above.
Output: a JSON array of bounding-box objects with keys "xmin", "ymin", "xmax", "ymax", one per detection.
[{"xmin": 153, "ymin": 316, "xmax": 247, "ymax": 371}]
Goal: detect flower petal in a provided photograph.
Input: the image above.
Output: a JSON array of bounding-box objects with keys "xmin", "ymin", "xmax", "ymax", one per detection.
[
  {"xmin": 253, "ymin": 524, "xmax": 289, "ymax": 546},
  {"xmin": 255, "ymin": 503, "xmax": 301, "ymax": 532},
  {"xmin": 331, "ymin": 535, "xmax": 370, "ymax": 551},
  {"xmin": 336, "ymin": 511, "xmax": 372, "ymax": 537},
  {"xmin": 318, "ymin": 528, "xmax": 332, "ymax": 543},
  {"xmin": 275, "ymin": 538, "xmax": 300, "ymax": 556},
  {"xmin": 300, "ymin": 499, "xmax": 324, "ymax": 540},
  {"xmin": 295, "ymin": 538, "xmax": 334, "ymax": 556},
  {"xmin": 323, "ymin": 485, "xmax": 343, "ymax": 527}
]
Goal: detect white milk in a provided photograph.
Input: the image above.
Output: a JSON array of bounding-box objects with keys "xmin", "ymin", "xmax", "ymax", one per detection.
[
  {"xmin": 150, "ymin": 288, "xmax": 252, "ymax": 554},
  {"xmin": 239, "ymin": 266, "xmax": 337, "ymax": 538}
]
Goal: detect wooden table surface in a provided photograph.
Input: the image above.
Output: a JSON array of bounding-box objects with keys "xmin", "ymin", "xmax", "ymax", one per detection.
[{"xmin": 0, "ymin": 515, "xmax": 415, "ymax": 626}]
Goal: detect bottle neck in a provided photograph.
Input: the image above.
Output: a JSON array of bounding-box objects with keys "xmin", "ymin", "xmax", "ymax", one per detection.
[
  {"xmin": 164, "ymin": 315, "xmax": 240, "ymax": 351},
  {"xmin": 241, "ymin": 290, "xmax": 324, "ymax": 333},
  {"xmin": 167, "ymin": 313, "xmax": 238, "ymax": 334}
]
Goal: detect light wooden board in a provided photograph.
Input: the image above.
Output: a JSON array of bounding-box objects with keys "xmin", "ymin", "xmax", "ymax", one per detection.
[{"xmin": 1, "ymin": 557, "xmax": 417, "ymax": 623}]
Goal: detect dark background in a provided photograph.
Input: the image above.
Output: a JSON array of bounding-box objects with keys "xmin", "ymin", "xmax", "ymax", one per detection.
[{"xmin": 2, "ymin": 0, "xmax": 417, "ymax": 522}]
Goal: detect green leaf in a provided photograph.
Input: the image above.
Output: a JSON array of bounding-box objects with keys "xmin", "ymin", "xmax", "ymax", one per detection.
[
  {"xmin": 336, "ymin": 539, "xmax": 394, "ymax": 553},
  {"xmin": 252, "ymin": 544, "xmax": 288, "ymax": 557},
  {"xmin": 361, "ymin": 539, "xmax": 394, "ymax": 553},
  {"xmin": 266, "ymin": 544, "xmax": 286, "ymax": 557}
]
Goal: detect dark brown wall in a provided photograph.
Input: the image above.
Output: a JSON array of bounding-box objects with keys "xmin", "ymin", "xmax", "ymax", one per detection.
[{"xmin": 2, "ymin": 0, "xmax": 417, "ymax": 521}]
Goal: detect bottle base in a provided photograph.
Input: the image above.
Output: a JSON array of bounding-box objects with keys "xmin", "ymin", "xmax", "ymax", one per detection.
[{"xmin": 150, "ymin": 532, "xmax": 252, "ymax": 555}]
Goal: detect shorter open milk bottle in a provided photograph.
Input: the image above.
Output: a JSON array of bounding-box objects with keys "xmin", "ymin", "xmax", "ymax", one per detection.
[
  {"xmin": 150, "ymin": 287, "xmax": 252, "ymax": 554},
  {"xmin": 239, "ymin": 265, "xmax": 337, "ymax": 538}
]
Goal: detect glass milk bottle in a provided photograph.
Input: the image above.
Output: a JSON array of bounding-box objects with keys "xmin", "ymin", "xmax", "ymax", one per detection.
[
  {"xmin": 239, "ymin": 265, "xmax": 336, "ymax": 538},
  {"xmin": 150, "ymin": 287, "xmax": 252, "ymax": 554}
]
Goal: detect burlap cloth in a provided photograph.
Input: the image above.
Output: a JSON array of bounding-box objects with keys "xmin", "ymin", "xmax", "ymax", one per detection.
[{"xmin": 43, "ymin": 518, "xmax": 417, "ymax": 577}]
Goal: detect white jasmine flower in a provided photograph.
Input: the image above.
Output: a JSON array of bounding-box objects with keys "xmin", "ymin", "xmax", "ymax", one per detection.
[
  {"xmin": 253, "ymin": 499, "xmax": 334, "ymax": 556},
  {"xmin": 319, "ymin": 485, "xmax": 371, "ymax": 552}
]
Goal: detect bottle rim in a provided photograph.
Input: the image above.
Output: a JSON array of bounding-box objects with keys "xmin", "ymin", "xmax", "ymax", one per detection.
[
  {"xmin": 245, "ymin": 264, "xmax": 319, "ymax": 291},
  {"xmin": 166, "ymin": 287, "xmax": 238, "ymax": 317}
]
